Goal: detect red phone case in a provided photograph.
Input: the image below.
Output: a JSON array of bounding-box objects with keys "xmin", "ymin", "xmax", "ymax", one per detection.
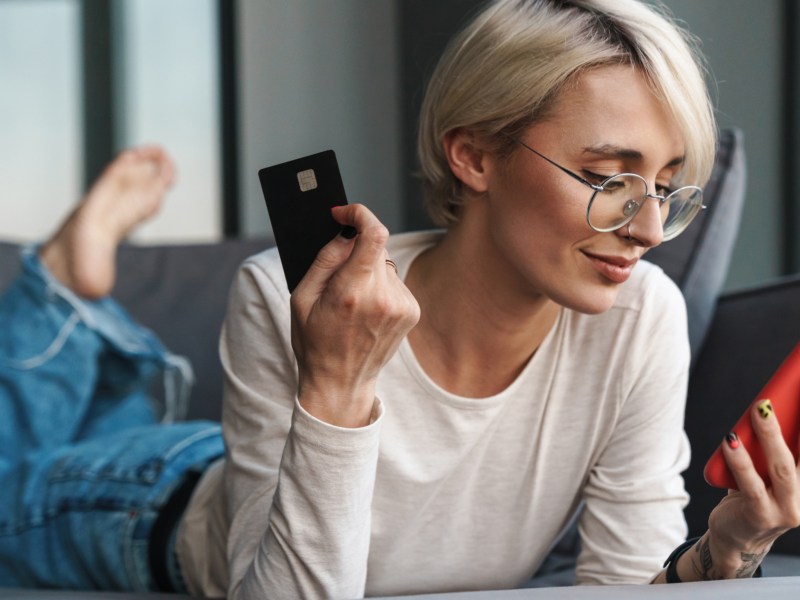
[{"xmin": 704, "ymin": 341, "xmax": 800, "ymax": 490}]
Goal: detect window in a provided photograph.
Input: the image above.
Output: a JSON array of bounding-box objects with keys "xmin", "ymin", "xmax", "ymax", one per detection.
[{"xmin": 0, "ymin": 0, "xmax": 223, "ymax": 244}]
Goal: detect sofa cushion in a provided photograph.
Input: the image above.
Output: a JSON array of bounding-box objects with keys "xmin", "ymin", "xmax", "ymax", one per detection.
[{"xmin": 113, "ymin": 238, "xmax": 272, "ymax": 421}]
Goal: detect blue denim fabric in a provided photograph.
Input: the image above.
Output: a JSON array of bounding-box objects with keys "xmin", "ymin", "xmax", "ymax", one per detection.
[{"xmin": 0, "ymin": 249, "xmax": 224, "ymax": 591}]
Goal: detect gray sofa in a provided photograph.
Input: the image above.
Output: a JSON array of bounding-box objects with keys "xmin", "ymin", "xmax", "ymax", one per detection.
[{"xmin": 0, "ymin": 129, "xmax": 798, "ymax": 598}]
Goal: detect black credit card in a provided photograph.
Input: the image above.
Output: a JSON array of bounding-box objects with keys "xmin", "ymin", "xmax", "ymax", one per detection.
[{"xmin": 258, "ymin": 150, "xmax": 348, "ymax": 292}]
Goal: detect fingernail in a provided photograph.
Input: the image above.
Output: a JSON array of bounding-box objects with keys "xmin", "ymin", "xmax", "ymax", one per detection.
[
  {"xmin": 757, "ymin": 399, "xmax": 773, "ymax": 419},
  {"xmin": 726, "ymin": 432, "xmax": 740, "ymax": 449},
  {"xmin": 338, "ymin": 226, "xmax": 357, "ymax": 240}
]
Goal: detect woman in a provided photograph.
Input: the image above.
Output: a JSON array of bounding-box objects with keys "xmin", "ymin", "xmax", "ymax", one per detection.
[
  {"xmin": 1, "ymin": 0, "xmax": 797, "ymax": 598},
  {"xmin": 172, "ymin": 0, "xmax": 798, "ymax": 598}
]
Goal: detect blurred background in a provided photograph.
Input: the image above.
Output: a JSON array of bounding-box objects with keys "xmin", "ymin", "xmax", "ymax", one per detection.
[{"xmin": 0, "ymin": 0, "xmax": 795, "ymax": 291}]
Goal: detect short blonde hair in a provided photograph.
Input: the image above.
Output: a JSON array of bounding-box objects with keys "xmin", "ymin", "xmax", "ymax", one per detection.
[{"xmin": 418, "ymin": 0, "xmax": 717, "ymax": 226}]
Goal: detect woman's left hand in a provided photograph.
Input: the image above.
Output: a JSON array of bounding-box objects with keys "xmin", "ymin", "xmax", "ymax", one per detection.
[{"xmin": 705, "ymin": 400, "xmax": 800, "ymax": 577}]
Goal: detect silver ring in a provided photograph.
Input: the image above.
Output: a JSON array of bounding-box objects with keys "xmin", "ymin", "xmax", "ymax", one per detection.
[
  {"xmin": 385, "ymin": 259, "xmax": 398, "ymax": 274},
  {"xmin": 626, "ymin": 223, "xmax": 632, "ymax": 241}
]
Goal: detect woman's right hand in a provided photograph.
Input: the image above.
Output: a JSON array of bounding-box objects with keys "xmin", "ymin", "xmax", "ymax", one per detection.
[{"xmin": 289, "ymin": 204, "xmax": 420, "ymax": 428}]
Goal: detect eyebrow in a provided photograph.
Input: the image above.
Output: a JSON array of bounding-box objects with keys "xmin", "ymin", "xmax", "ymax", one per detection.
[{"xmin": 582, "ymin": 144, "xmax": 685, "ymax": 168}]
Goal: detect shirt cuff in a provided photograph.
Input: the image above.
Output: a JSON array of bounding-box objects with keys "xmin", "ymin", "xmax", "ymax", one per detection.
[{"xmin": 290, "ymin": 396, "xmax": 384, "ymax": 454}]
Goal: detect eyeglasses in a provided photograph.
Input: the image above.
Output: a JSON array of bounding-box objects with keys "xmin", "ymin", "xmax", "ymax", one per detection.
[{"xmin": 509, "ymin": 137, "xmax": 705, "ymax": 242}]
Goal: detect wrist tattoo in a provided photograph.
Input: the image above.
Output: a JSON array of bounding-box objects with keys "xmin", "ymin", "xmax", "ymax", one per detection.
[
  {"xmin": 736, "ymin": 550, "xmax": 767, "ymax": 578},
  {"xmin": 692, "ymin": 538, "xmax": 715, "ymax": 580},
  {"xmin": 690, "ymin": 537, "xmax": 767, "ymax": 580}
]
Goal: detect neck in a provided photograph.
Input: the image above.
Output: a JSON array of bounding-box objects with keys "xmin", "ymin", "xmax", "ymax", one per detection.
[{"xmin": 406, "ymin": 217, "xmax": 560, "ymax": 398}]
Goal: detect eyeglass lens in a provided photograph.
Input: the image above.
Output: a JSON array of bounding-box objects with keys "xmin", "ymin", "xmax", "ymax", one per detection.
[{"xmin": 588, "ymin": 174, "xmax": 703, "ymax": 240}]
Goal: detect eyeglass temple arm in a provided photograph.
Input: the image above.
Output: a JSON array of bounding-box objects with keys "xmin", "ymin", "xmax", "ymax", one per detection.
[{"xmin": 505, "ymin": 135, "xmax": 603, "ymax": 191}]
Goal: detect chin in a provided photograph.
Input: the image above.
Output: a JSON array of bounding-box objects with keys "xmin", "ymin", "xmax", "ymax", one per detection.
[{"xmin": 550, "ymin": 284, "xmax": 620, "ymax": 315}]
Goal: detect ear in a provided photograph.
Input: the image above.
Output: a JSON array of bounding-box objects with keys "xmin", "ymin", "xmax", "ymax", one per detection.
[{"xmin": 442, "ymin": 128, "xmax": 490, "ymax": 194}]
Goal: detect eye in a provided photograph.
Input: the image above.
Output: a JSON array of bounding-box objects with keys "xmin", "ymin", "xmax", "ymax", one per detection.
[
  {"xmin": 655, "ymin": 183, "xmax": 673, "ymax": 197},
  {"xmin": 582, "ymin": 170, "xmax": 613, "ymax": 185}
]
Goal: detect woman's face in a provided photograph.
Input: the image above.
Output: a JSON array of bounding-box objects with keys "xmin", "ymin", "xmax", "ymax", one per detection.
[{"xmin": 477, "ymin": 64, "xmax": 686, "ymax": 314}]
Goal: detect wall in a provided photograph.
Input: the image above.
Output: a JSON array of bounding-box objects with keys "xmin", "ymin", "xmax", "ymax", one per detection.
[
  {"xmin": 398, "ymin": 0, "xmax": 483, "ymax": 232},
  {"xmin": 236, "ymin": 0, "xmax": 402, "ymax": 237},
  {"xmin": 661, "ymin": 0, "xmax": 784, "ymax": 289}
]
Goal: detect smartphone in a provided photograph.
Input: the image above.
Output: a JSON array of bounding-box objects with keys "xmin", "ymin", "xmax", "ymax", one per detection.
[
  {"xmin": 259, "ymin": 150, "xmax": 348, "ymax": 292},
  {"xmin": 704, "ymin": 341, "xmax": 800, "ymax": 490}
]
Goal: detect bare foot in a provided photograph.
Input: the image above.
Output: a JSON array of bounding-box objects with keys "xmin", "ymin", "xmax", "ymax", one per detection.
[{"xmin": 40, "ymin": 146, "xmax": 176, "ymax": 299}]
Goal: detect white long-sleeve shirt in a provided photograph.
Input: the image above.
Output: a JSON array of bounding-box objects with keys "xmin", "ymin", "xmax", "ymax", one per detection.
[{"xmin": 176, "ymin": 230, "xmax": 691, "ymax": 599}]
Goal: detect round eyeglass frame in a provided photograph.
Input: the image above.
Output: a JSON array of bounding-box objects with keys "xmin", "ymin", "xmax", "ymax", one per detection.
[{"xmin": 585, "ymin": 172, "xmax": 705, "ymax": 242}]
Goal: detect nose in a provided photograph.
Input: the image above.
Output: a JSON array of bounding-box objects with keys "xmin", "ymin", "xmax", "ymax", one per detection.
[{"xmin": 618, "ymin": 195, "xmax": 664, "ymax": 248}]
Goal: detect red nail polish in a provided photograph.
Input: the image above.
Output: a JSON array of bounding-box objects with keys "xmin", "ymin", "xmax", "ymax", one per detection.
[{"xmin": 726, "ymin": 432, "xmax": 739, "ymax": 449}]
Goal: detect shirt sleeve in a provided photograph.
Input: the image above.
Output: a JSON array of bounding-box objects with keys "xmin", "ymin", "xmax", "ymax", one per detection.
[
  {"xmin": 576, "ymin": 269, "xmax": 692, "ymax": 584},
  {"xmin": 221, "ymin": 253, "xmax": 382, "ymax": 600}
]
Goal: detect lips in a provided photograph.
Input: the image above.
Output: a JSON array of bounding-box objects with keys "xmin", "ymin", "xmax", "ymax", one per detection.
[{"xmin": 582, "ymin": 251, "xmax": 638, "ymax": 284}]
